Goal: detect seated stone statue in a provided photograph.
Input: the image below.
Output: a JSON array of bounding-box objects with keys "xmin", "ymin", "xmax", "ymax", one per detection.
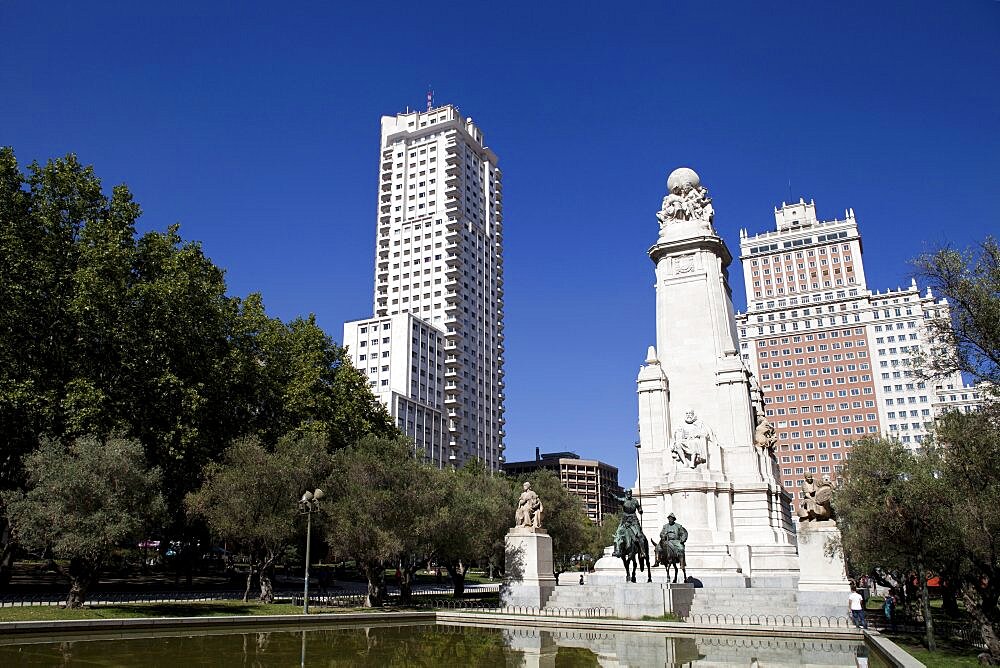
[
  {"xmin": 797, "ymin": 473, "xmax": 834, "ymax": 521},
  {"xmin": 514, "ymin": 481, "xmax": 543, "ymax": 529},
  {"xmin": 671, "ymin": 409, "xmax": 712, "ymax": 469}
]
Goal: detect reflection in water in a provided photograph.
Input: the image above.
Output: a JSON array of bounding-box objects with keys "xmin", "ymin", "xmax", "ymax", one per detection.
[{"xmin": 0, "ymin": 622, "xmax": 863, "ymax": 667}]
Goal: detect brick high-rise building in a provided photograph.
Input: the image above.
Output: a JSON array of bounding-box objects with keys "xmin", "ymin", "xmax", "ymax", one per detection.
[{"xmin": 736, "ymin": 199, "xmax": 965, "ymax": 509}]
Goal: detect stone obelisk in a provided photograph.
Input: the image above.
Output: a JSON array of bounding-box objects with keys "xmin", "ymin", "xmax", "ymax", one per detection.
[{"xmin": 635, "ymin": 168, "xmax": 798, "ymax": 587}]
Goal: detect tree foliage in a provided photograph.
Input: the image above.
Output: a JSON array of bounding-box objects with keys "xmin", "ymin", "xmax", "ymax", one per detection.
[
  {"xmin": 1, "ymin": 436, "xmax": 165, "ymax": 607},
  {"xmin": 0, "ymin": 148, "xmax": 397, "ymax": 581},
  {"xmin": 322, "ymin": 435, "xmax": 437, "ymax": 606},
  {"xmin": 914, "ymin": 237, "xmax": 1000, "ymax": 390},
  {"xmin": 185, "ymin": 434, "xmax": 331, "ymax": 602},
  {"xmin": 431, "ymin": 462, "xmax": 513, "ymax": 597}
]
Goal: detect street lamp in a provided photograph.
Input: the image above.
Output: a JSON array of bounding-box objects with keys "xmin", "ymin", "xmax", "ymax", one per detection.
[{"xmin": 298, "ymin": 488, "xmax": 324, "ymax": 614}]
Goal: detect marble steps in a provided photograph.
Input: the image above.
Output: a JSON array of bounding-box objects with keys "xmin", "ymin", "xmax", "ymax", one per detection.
[{"xmin": 545, "ymin": 585, "xmax": 617, "ymax": 610}]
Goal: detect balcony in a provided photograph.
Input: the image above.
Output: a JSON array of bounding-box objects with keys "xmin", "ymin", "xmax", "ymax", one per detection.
[
  {"xmin": 445, "ymin": 291, "xmax": 459, "ymax": 304},
  {"xmin": 445, "ymin": 394, "xmax": 459, "ymax": 406}
]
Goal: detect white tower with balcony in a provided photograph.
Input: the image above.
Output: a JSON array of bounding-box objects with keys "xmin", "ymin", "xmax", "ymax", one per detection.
[{"xmin": 344, "ymin": 105, "xmax": 506, "ymax": 469}]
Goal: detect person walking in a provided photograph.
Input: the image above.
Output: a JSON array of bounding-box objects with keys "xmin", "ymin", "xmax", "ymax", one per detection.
[
  {"xmin": 883, "ymin": 590, "xmax": 897, "ymax": 632},
  {"xmin": 849, "ymin": 585, "xmax": 868, "ymax": 629}
]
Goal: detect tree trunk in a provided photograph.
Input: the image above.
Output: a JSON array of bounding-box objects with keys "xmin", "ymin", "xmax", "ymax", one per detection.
[
  {"xmin": 399, "ymin": 567, "xmax": 413, "ymax": 604},
  {"xmin": 64, "ymin": 557, "xmax": 99, "ymax": 609},
  {"xmin": 446, "ymin": 561, "xmax": 466, "ymax": 598},
  {"xmin": 0, "ymin": 519, "xmax": 15, "ymax": 586},
  {"xmin": 918, "ymin": 562, "xmax": 936, "ymax": 652},
  {"xmin": 259, "ymin": 557, "xmax": 276, "ymax": 604},
  {"xmin": 361, "ymin": 562, "xmax": 384, "ymax": 607},
  {"xmin": 962, "ymin": 584, "xmax": 1000, "ymax": 661},
  {"xmin": 243, "ymin": 564, "xmax": 257, "ymax": 602}
]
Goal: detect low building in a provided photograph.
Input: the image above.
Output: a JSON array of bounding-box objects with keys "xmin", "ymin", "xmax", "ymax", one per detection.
[{"xmin": 502, "ymin": 449, "xmax": 623, "ymax": 523}]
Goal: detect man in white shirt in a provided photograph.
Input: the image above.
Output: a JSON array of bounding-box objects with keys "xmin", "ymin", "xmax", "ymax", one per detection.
[{"xmin": 849, "ymin": 586, "xmax": 867, "ymax": 629}]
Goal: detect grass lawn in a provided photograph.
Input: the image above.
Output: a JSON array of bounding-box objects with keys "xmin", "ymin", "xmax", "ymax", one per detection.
[
  {"xmin": 888, "ymin": 633, "xmax": 984, "ymax": 668},
  {"xmin": 0, "ymin": 600, "xmax": 373, "ymax": 623}
]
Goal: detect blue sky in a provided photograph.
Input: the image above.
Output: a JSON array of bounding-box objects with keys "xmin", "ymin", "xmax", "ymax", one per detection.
[{"xmin": 3, "ymin": 1, "xmax": 998, "ymax": 483}]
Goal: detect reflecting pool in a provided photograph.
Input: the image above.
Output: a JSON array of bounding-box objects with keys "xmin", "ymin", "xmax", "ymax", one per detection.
[{"xmin": 0, "ymin": 621, "xmax": 866, "ymax": 666}]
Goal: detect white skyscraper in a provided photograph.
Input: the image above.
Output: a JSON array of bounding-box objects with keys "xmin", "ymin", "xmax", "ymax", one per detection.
[{"xmin": 344, "ymin": 104, "xmax": 506, "ymax": 469}]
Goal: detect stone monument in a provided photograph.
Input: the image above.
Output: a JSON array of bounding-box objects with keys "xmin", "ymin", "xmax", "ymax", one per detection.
[
  {"xmin": 564, "ymin": 167, "xmax": 848, "ymax": 620},
  {"xmin": 502, "ymin": 482, "xmax": 557, "ymax": 608},
  {"xmin": 796, "ymin": 475, "xmax": 851, "ymax": 615},
  {"xmin": 630, "ymin": 167, "xmax": 800, "ymax": 587}
]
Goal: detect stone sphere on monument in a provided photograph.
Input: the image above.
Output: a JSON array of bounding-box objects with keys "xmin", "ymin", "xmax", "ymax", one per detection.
[{"xmin": 666, "ymin": 167, "xmax": 701, "ymax": 194}]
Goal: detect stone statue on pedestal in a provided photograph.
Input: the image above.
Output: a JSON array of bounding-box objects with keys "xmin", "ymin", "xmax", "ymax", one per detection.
[
  {"xmin": 797, "ymin": 473, "xmax": 835, "ymax": 522},
  {"xmin": 671, "ymin": 410, "xmax": 714, "ymax": 469},
  {"xmin": 515, "ymin": 481, "xmax": 544, "ymax": 529}
]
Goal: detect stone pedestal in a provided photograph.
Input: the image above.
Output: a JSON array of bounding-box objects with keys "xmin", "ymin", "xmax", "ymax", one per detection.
[
  {"xmin": 796, "ymin": 519, "xmax": 851, "ymax": 618},
  {"xmin": 501, "ymin": 527, "xmax": 557, "ymax": 608}
]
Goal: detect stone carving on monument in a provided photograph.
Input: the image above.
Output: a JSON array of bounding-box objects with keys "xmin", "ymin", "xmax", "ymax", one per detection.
[
  {"xmin": 502, "ymin": 482, "xmax": 556, "ymax": 608},
  {"xmin": 753, "ymin": 416, "xmax": 777, "ymax": 452},
  {"xmin": 656, "ymin": 167, "xmax": 715, "ymax": 232},
  {"xmin": 670, "ymin": 410, "xmax": 713, "ymax": 470},
  {"xmin": 797, "ymin": 473, "xmax": 835, "ymax": 522}
]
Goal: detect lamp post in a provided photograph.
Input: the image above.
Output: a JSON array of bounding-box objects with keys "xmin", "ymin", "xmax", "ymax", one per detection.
[{"xmin": 298, "ymin": 488, "xmax": 324, "ymax": 614}]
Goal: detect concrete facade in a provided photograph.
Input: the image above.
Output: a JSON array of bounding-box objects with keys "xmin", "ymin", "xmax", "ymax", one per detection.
[
  {"xmin": 343, "ymin": 104, "xmax": 506, "ymax": 469},
  {"xmin": 502, "ymin": 450, "xmax": 623, "ymax": 523}
]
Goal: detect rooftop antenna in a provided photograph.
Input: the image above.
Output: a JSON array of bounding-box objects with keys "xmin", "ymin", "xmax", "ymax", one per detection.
[
  {"xmin": 787, "ymin": 178, "xmax": 793, "ymax": 204},
  {"xmin": 426, "ymin": 87, "xmax": 433, "ymax": 111}
]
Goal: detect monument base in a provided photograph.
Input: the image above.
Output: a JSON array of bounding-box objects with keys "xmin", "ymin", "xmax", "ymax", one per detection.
[
  {"xmin": 795, "ymin": 519, "xmax": 850, "ymax": 618},
  {"xmin": 796, "ymin": 520, "xmax": 850, "ymax": 591},
  {"xmin": 501, "ymin": 527, "xmax": 557, "ymax": 608}
]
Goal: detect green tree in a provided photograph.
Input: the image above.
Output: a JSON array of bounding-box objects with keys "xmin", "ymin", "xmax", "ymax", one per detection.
[
  {"xmin": 431, "ymin": 462, "xmax": 514, "ymax": 597},
  {"xmin": 835, "ymin": 436, "xmax": 953, "ymax": 651},
  {"xmin": 322, "ymin": 435, "xmax": 437, "ymax": 606},
  {"xmin": 914, "ymin": 236, "xmax": 1000, "ymax": 389},
  {"xmin": 185, "ymin": 433, "xmax": 331, "ymax": 603},
  {"xmin": 1, "ymin": 436, "xmax": 165, "ymax": 608},
  {"xmin": 0, "ymin": 148, "xmax": 398, "ymax": 582},
  {"xmin": 931, "ymin": 407, "xmax": 1000, "ymax": 659}
]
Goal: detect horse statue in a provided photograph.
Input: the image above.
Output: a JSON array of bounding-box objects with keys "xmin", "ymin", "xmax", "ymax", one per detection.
[
  {"xmin": 652, "ymin": 538, "xmax": 687, "ymax": 584},
  {"xmin": 611, "ymin": 490, "xmax": 652, "ymax": 583},
  {"xmin": 618, "ymin": 531, "xmax": 652, "ymax": 583}
]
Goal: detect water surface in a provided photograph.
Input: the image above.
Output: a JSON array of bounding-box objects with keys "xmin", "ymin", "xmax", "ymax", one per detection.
[{"xmin": 0, "ymin": 621, "xmax": 866, "ymax": 666}]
